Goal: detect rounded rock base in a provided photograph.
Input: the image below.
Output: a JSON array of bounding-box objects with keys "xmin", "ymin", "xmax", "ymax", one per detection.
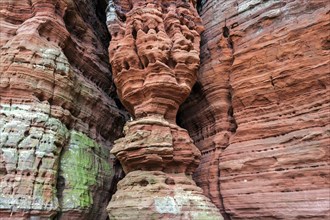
[{"xmin": 107, "ymin": 171, "xmax": 224, "ymax": 220}]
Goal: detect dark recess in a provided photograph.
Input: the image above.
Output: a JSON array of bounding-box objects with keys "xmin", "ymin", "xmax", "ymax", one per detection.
[
  {"xmin": 196, "ymin": 0, "xmax": 204, "ymax": 13},
  {"xmin": 95, "ymin": 0, "xmax": 111, "ymax": 49},
  {"xmin": 176, "ymin": 82, "xmax": 203, "ymax": 126},
  {"xmin": 223, "ymin": 26, "xmax": 230, "ymax": 38}
]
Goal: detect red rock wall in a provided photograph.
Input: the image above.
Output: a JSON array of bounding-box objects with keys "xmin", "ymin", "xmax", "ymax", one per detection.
[
  {"xmin": 0, "ymin": 0, "xmax": 126, "ymax": 219},
  {"xmin": 1, "ymin": 0, "xmax": 329, "ymax": 219},
  {"xmin": 178, "ymin": 0, "xmax": 330, "ymax": 219}
]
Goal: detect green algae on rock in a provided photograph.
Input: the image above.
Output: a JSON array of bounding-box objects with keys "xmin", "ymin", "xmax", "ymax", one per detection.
[
  {"xmin": 0, "ymin": 103, "xmax": 119, "ymax": 219},
  {"xmin": 59, "ymin": 131, "xmax": 112, "ymax": 210}
]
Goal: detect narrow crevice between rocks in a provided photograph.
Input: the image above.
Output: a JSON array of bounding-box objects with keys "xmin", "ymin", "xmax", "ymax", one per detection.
[
  {"xmin": 219, "ymin": 24, "xmax": 236, "ymax": 220},
  {"xmin": 62, "ymin": 0, "xmax": 114, "ymax": 94},
  {"xmin": 95, "ymin": 2, "xmax": 128, "ymax": 205},
  {"xmin": 228, "ymin": 85, "xmax": 238, "ymax": 133},
  {"xmin": 96, "ymin": 0, "xmax": 111, "ymax": 49},
  {"xmin": 54, "ymin": 1, "xmax": 127, "ymax": 219},
  {"xmin": 108, "ymin": 158, "xmax": 125, "ymax": 202},
  {"xmin": 196, "ymin": 0, "xmax": 204, "ymax": 14}
]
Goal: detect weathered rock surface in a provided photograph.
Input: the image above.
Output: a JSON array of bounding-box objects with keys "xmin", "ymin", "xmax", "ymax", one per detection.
[
  {"xmin": 0, "ymin": 0, "xmax": 126, "ymax": 219},
  {"xmin": 108, "ymin": 170, "xmax": 221, "ymax": 220},
  {"xmin": 1, "ymin": 0, "xmax": 329, "ymax": 219},
  {"xmin": 112, "ymin": 116, "xmax": 201, "ymax": 175},
  {"xmin": 106, "ymin": 0, "xmax": 223, "ymax": 219},
  {"xmin": 107, "ymin": 0, "xmax": 204, "ymax": 122},
  {"xmin": 178, "ymin": 0, "xmax": 330, "ymax": 219}
]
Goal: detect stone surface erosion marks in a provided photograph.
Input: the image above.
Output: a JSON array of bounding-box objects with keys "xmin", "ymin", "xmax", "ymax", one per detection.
[
  {"xmin": 106, "ymin": 0, "xmax": 223, "ymax": 219},
  {"xmin": 178, "ymin": 0, "xmax": 330, "ymax": 219},
  {"xmin": 0, "ymin": 0, "xmax": 126, "ymax": 219}
]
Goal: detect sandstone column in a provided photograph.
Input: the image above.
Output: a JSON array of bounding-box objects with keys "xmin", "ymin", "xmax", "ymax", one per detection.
[{"xmin": 106, "ymin": 0, "xmax": 223, "ymax": 219}]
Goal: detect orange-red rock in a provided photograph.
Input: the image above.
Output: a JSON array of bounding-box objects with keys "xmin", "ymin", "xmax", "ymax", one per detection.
[
  {"xmin": 106, "ymin": 0, "xmax": 223, "ymax": 219},
  {"xmin": 108, "ymin": 170, "xmax": 222, "ymax": 219},
  {"xmin": 0, "ymin": 0, "xmax": 126, "ymax": 219},
  {"xmin": 1, "ymin": 0, "xmax": 329, "ymax": 219},
  {"xmin": 111, "ymin": 116, "xmax": 201, "ymax": 175},
  {"xmin": 179, "ymin": 0, "xmax": 330, "ymax": 219},
  {"xmin": 107, "ymin": 0, "xmax": 203, "ymax": 122}
]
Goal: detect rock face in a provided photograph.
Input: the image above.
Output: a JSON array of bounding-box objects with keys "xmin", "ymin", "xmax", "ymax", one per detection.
[
  {"xmin": 178, "ymin": 0, "xmax": 330, "ymax": 219},
  {"xmin": 1, "ymin": 0, "xmax": 329, "ymax": 219},
  {"xmin": 106, "ymin": 0, "xmax": 223, "ymax": 219},
  {"xmin": 0, "ymin": 0, "xmax": 126, "ymax": 219}
]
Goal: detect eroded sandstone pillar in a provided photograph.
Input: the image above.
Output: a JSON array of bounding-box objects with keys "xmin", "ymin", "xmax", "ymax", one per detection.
[{"xmin": 106, "ymin": 0, "xmax": 223, "ymax": 219}]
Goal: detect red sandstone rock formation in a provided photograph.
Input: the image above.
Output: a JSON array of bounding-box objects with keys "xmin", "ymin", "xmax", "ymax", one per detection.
[
  {"xmin": 1, "ymin": 0, "xmax": 329, "ymax": 219},
  {"xmin": 0, "ymin": 0, "xmax": 125, "ymax": 219},
  {"xmin": 178, "ymin": 0, "xmax": 330, "ymax": 219},
  {"xmin": 106, "ymin": 0, "xmax": 223, "ymax": 219}
]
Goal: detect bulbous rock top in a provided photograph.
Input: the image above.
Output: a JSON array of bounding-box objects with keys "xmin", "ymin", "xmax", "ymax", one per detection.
[{"xmin": 107, "ymin": 0, "xmax": 204, "ymax": 121}]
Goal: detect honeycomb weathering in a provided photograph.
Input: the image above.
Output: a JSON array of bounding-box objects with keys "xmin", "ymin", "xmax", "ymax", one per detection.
[
  {"xmin": 106, "ymin": 0, "xmax": 223, "ymax": 219},
  {"xmin": 0, "ymin": 0, "xmax": 329, "ymax": 219},
  {"xmin": 107, "ymin": 0, "xmax": 204, "ymax": 121}
]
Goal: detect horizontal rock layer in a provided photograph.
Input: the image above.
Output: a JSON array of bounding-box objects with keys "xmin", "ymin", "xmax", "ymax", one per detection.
[
  {"xmin": 108, "ymin": 170, "xmax": 222, "ymax": 220},
  {"xmin": 112, "ymin": 116, "xmax": 200, "ymax": 175},
  {"xmin": 178, "ymin": 0, "xmax": 330, "ymax": 219},
  {"xmin": 0, "ymin": 0, "xmax": 126, "ymax": 219},
  {"xmin": 1, "ymin": 0, "xmax": 329, "ymax": 219},
  {"xmin": 106, "ymin": 0, "xmax": 223, "ymax": 219}
]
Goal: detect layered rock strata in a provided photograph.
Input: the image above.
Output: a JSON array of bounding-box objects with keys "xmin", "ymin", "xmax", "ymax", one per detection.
[
  {"xmin": 0, "ymin": 0, "xmax": 126, "ymax": 219},
  {"xmin": 106, "ymin": 0, "xmax": 223, "ymax": 219},
  {"xmin": 178, "ymin": 0, "xmax": 330, "ymax": 219}
]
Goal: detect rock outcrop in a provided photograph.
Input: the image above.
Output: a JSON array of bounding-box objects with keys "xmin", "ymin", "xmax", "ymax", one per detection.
[
  {"xmin": 106, "ymin": 0, "xmax": 223, "ymax": 219},
  {"xmin": 178, "ymin": 0, "xmax": 330, "ymax": 219},
  {"xmin": 0, "ymin": 0, "xmax": 126, "ymax": 219},
  {"xmin": 1, "ymin": 0, "xmax": 329, "ymax": 219}
]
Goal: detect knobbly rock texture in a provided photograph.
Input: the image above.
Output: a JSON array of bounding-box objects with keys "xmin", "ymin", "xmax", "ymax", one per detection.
[
  {"xmin": 178, "ymin": 0, "xmax": 330, "ymax": 219},
  {"xmin": 106, "ymin": 0, "xmax": 223, "ymax": 219},
  {"xmin": 0, "ymin": 0, "xmax": 126, "ymax": 219},
  {"xmin": 111, "ymin": 116, "xmax": 200, "ymax": 175},
  {"xmin": 107, "ymin": 0, "xmax": 204, "ymax": 121},
  {"xmin": 2, "ymin": 0, "xmax": 329, "ymax": 219},
  {"xmin": 109, "ymin": 170, "xmax": 221, "ymax": 220}
]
